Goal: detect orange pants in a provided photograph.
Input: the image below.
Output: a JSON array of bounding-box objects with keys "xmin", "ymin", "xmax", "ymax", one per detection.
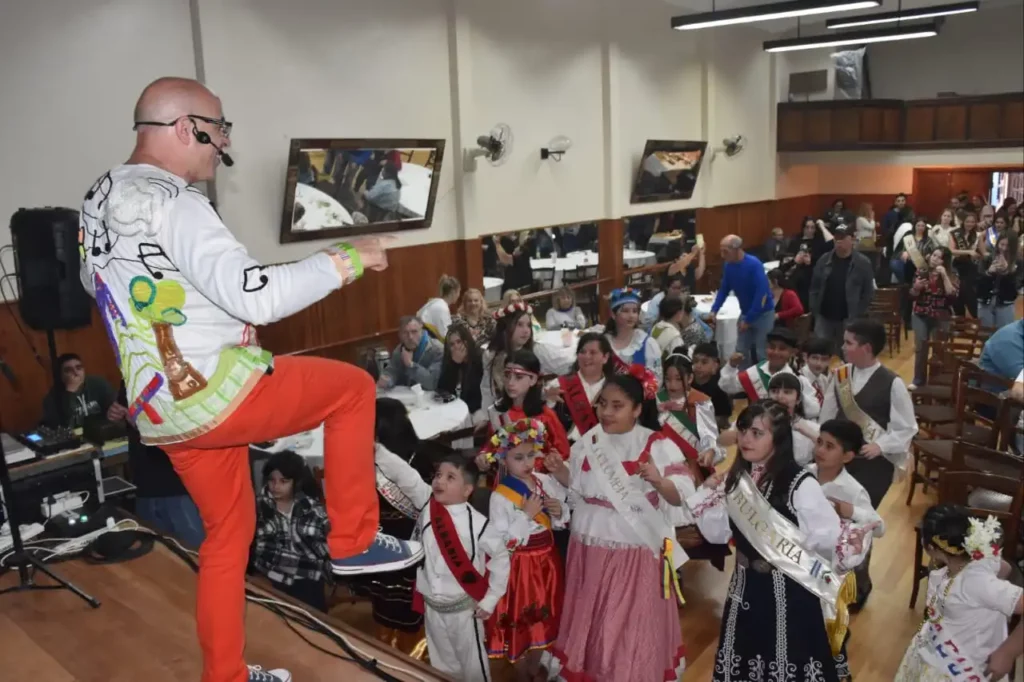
[{"xmin": 164, "ymin": 356, "xmax": 378, "ymax": 682}]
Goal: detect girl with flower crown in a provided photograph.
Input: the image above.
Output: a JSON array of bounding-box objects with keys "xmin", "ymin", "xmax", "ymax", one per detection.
[
  {"xmin": 476, "ymin": 349, "xmax": 570, "ymax": 476},
  {"xmin": 481, "ymin": 301, "xmax": 559, "ymax": 410},
  {"xmin": 544, "ymin": 369, "xmax": 694, "ymax": 682},
  {"xmin": 484, "ymin": 418, "xmax": 569, "ymax": 681},
  {"xmin": 895, "ymin": 504, "xmax": 1023, "ymax": 682},
  {"xmin": 604, "ymin": 288, "xmax": 663, "ymax": 388}
]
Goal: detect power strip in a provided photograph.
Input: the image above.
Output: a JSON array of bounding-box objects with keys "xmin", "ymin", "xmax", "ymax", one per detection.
[
  {"xmin": 40, "ymin": 491, "xmax": 86, "ymax": 519},
  {"xmin": 0, "ymin": 522, "xmax": 45, "ymax": 553}
]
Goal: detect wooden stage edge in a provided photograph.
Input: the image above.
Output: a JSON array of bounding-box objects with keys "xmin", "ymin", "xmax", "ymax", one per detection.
[{"xmin": 0, "ymin": 542, "xmax": 451, "ymax": 682}]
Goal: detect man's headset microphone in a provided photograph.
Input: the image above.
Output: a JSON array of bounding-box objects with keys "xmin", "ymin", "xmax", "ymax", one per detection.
[{"xmin": 131, "ymin": 116, "xmax": 234, "ymax": 167}]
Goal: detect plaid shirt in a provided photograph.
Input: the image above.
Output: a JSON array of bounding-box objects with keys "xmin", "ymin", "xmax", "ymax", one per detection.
[
  {"xmin": 250, "ymin": 490, "xmax": 331, "ymax": 586},
  {"xmin": 911, "ymin": 271, "xmax": 958, "ymax": 319}
]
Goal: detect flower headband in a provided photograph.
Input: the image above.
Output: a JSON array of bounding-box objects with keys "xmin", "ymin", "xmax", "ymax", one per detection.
[
  {"xmin": 626, "ymin": 364, "xmax": 659, "ymax": 401},
  {"xmin": 931, "ymin": 516, "xmax": 1002, "ymax": 561},
  {"xmin": 488, "ymin": 418, "xmax": 546, "ymax": 459},
  {"xmin": 609, "ymin": 287, "xmax": 641, "ymax": 311},
  {"xmin": 494, "ymin": 301, "xmax": 534, "ymax": 321}
]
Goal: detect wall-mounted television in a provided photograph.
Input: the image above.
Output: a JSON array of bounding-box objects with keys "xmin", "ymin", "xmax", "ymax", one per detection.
[
  {"xmin": 280, "ymin": 137, "xmax": 445, "ymax": 243},
  {"xmin": 630, "ymin": 140, "xmax": 708, "ymax": 204}
]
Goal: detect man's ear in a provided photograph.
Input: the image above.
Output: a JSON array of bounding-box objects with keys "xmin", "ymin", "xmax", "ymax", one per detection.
[{"xmin": 842, "ymin": 450, "xmax": 855, "ymax": 465}]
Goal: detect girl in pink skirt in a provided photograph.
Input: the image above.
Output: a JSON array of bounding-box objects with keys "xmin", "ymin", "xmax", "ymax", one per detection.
[{"xmin": 544, "ymin": 368, "xmax": 693, "ymax": 682}]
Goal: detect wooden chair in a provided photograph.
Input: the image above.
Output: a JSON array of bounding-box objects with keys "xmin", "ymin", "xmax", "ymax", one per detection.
[
  {"xmin": 867, "ymin": 286, "xmax": 903, "ymax": 355},
  {"xmin": 912, "ymin": 358, "xmax": 970, "ymax": 433},
  {"xmin": 907, "ymin": 374, "xmax": 1011, "ymax": 504},
  {"xmin": 910, "ymin": 468, "xmax": 1024, "ymax": 608},
  {"xmin": 533, "ymin": 267, "xmax": 556, "ymax": 292}
]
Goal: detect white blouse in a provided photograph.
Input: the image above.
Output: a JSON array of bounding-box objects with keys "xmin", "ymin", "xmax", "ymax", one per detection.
[
  {"xmin": 807, "ymin": 464, "xmax": 885, "ymax": 537},
  {"xmin": 685, "ymin": 463, "xmax": 868, "ymax": 571},
  {"xmin": 656, "ymin": 394, "xmax": 726, "ymax": 465},
  {"xmin": 489, "ymin": 472, "xmax": 570, "ymax": 548},
  {"xmin": 606, "ymin": 329, "xmax": 663, "ymax": 389},
  {"xmin": 567, "ymin": 426, "xmax": 696, "ymax": 546},
  {"xmin": 417, "ymin": 297, "xmax": 452, "ymax": 339},
  {"xmin": 720, "ymin": 361, "xmax": 821, "ymax": 419}
]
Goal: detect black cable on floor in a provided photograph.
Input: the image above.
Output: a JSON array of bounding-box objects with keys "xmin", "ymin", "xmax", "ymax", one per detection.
[{"xmin": 154, "ymin": 536, "xmax": 405, "ymax": 682}]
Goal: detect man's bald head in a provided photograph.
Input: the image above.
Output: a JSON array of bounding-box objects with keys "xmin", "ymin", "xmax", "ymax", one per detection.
[
  {"xmin": 719, "ymin": 234, "xmax": 744, "ymax": 263},
  {"xmin": 134, "ymin": 77, "xmax": 219, "ymax": 125},
  {"xmin": 128, "ymin": 77, "xmax": 230, "ymax": 184}
]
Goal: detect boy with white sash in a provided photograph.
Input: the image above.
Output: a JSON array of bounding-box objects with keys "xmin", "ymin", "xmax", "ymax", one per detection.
[
  {"xmin": 720, "ymin": 326, "xmax": 821, "ymax": 418},
  {"xmin": 820, "ymin": 319, "xmax": 918, "ymax": 509},
  {"xmin": 373, "ymin": 445, "xmax": 511, "ymax": 682}
]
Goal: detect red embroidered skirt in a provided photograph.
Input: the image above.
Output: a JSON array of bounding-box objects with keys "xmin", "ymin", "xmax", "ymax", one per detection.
[{"xmin": 486, "ymin": 531, "xmax": 563, "ymax": 662}]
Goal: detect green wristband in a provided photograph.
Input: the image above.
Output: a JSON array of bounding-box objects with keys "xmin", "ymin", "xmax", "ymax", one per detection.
[{"xmin": 335, "ymin": 242, "xmax": 364, "ymax": 280}]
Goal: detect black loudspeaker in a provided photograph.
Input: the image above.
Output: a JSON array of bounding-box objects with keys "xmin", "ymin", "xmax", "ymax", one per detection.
[{"xmin": 10, "ymin": 208, "xmax": 92, "ymax": 331}]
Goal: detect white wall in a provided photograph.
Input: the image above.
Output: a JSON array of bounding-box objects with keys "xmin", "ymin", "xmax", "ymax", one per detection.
[
  {"xmin": 0, "ymin": 0, "xmax": 195, "ymax": 264},
  {"xmin": 197, "ymin": 0, "xmax": 460, "ymax": 262},
  {"xmin": 869, "ymin": 3, "xmax": 1024, "ymax": 99}
]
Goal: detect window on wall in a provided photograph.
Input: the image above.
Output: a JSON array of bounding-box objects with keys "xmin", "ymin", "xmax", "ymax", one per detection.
[{"xmin": 991, "ymin": 172, "xmax": 1024, "ymax": 208}]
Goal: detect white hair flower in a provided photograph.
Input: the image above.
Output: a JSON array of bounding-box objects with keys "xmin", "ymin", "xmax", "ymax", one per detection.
[{"xmin": 963, "ymin": 515, "xmax": 1002, "ymax": 561}]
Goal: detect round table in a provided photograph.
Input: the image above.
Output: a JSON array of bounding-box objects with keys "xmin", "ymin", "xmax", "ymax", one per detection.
[
  {"xmin": 483, "ymin": 276, "xmax": 504, "ymax": 303},
  {"xmin": 693, "ymin": 294, "xmax": 741, "ymax": 359},
  {"xmin": 533, "ymin": 330, "xmax": 580, "ymax": 376},
  {"xmin": 529, "ymin": 249, "xmax": 656, "ymax": 287},
  {"xmin": 250, "ymin": 389, "xmax": 469, "ymax": 470},
  {"xmin": 293, "ymin": 183, "xmax": 353, "ymax": 231}
]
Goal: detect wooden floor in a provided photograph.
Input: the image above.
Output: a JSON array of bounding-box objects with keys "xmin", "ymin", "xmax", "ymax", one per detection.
[{"xmin": 0, "ymin": 544, "xmax": 448, "ymax": 682}]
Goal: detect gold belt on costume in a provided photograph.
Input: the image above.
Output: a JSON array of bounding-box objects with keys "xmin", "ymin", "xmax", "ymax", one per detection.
[{"xmin": 736, "ymin": 552, "xmax": 773, "ymax": 574}]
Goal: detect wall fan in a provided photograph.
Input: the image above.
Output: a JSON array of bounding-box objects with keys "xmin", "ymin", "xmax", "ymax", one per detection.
[
  {"xmin": 722, "ymin": 135, "xmax": 745, "ymax": 157},
  {"xmin": 465, "ymin": 123, "xmax": 514, "ymax": 171}
]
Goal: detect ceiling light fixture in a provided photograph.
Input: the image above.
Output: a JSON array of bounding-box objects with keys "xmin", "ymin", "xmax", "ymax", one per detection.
[
  {"xmin": 763, "ymin": 21, "xmax": 940, "ymax": 51},
  {"xmin": 672, "ymin": 0, "xmax": 880, "ymax": 30},
  {"xmin": 825, "ymin": 0, "xmax": 978, "ymax": 29}
]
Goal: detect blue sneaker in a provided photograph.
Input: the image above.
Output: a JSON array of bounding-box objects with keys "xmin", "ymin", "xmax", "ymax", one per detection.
[{"xmin": 331, "ymin": 532, "xmax": 423, "ymax": 576}]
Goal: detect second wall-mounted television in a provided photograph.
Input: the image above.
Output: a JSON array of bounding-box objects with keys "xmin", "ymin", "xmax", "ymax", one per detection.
[{"xmin": 630, "ymin": 140, "xmax": 708, "ymax": 204}]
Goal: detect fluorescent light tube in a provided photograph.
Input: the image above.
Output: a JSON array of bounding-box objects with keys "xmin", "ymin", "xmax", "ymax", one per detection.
[
  {"xmin": 672, "ymin": 0, "xmax": 880, "ymax": 30},
  {"xmin": 826, "ymin": 1, "xmax": 978, "ymax": 29},
  {"xmin": 764, "ymin": 22, "xmax": 940, "ymax": 51}
]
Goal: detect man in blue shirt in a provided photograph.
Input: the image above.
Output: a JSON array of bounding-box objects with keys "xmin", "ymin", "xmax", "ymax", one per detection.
[
  {"xmin": 708, "ymin": 235, "xmax": 775, "ymax": 368},
  {"xmin": 979, "ymin": 319, "xmax": 1024, "ymax": 381}
]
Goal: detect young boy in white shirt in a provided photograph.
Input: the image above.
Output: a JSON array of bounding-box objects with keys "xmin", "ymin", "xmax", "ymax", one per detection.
[
  {"xmin": 374, "ymin": 448, "xmax": 511, "ymax": 682},
  {"xmin": 800, "ymin": 337, "xmax": 833, "ymax": 409},
  {"xmin": 809, "ymin": 419, "xmax": 885, "ymax": 612},
  {"xmin": 720, "ymin": 326, "xmax": 821, "ymax": 418}
]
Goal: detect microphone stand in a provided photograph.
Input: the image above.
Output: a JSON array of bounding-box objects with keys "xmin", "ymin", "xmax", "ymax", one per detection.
[{"xmin": 0, "ymin": 373, "xmax": 99, "ymax": 606}]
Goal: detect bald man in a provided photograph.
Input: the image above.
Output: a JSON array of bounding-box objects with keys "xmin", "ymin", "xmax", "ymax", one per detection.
[
  {"xmin": 707, "ymin": 235, "xmax": 775, "ymax": 368},
  {"xmin": 79, "ymin": 77, "xmax": 421, "ymax": 682}
]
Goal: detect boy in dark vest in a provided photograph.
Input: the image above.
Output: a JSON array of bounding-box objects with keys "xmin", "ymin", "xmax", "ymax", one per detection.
[{"xmin": 819, "ymin": 319, "xmax": 918, "ymax": 609}]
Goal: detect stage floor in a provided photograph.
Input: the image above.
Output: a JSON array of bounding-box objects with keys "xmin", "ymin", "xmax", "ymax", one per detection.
[{"xmin": 0, "ymin": 543, "xmax": 449, "ymax": 682}]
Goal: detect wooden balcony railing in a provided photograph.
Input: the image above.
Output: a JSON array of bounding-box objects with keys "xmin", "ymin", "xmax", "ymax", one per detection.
[{"xmin": 777, "ymin": 92, "xmax": 1024, "ymax": 152}]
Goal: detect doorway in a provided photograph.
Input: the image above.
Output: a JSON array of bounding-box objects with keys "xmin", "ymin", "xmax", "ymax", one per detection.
[
  {"xmin": 991, "ymin": 171, "xmax": 1024, "ymax": 209},
  {"xmin": 912, "ymin": 166, "xmax": 1024, "ymax": 220}
]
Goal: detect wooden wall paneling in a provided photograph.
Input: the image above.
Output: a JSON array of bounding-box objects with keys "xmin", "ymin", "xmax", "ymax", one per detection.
[
  {"xmin": 832, "ymin": 108, "xmax": 861, "ymax": 144},
  {"xmin": 806, "ymin": 110, "xmax": 832, "ymax": 146},
  {"xmin": 461, "ymin": 237, "xmax": 484, "ymax": 290},
  {"xmin": 949, "ymin": 171, "xmax": 993, "ymax": 206},
  {"xmin": 934, "ymin": 105, "xmax": 967, "ymax": 142},
  {"xmin": 912, "ymin": 170, "xmax": 953, "ymax": 221},
  {"xmin": 882, "ymin": 108, "xmax": 902, "ymax": 143},
  {"xmin": 597, "ymin": 219, "xmax": 624, "ymax": 321},
  {"xmin": 968, "ymin": 103, "xmax": 1002, "ymax": 141},
  {"xmin": 0, "ymin": 305, "xmax": 117, "ymax": 433},
  {"xmin": 736, "ymin": 202, "xmax": 771, "ymax": 247},
  {"xmin": 1001, "ymin": 102, "xmax": 1024, "ymax": 140},
  {"xmin": 778, "ymin": 109, "xmax": 805, "ymax": 148},
  {"xmin": 860, "ymin": 107, "xmax": 883, "ymax": 143},
  {"xmin": 904, "ymin": 106, "xmax": 936, "ymax": 144}
]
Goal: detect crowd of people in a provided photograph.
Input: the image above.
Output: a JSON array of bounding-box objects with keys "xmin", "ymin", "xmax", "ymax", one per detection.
[{"xmin": 46, "ymin": 76, "xmax": 1023, "ymax": 682}]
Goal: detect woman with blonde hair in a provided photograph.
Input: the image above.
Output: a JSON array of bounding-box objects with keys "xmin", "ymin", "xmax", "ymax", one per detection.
[
  {"xmin": 545, "ymin": 286, "xmax": 587, "ymax": 330},
  {"xmin": 451, "ymin": 287, "xmax": 495, "ymax": 343},
  {"xmin": 854, "ymin": 203, "xmax": 876, "ymax": 246},
  {"xmin": 416, "ymin": 274, "xmax": 461, "ymax": 340}
]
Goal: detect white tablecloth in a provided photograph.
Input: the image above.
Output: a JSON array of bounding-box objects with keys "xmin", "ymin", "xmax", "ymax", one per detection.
[
  {"xmin": 694, "ymin": 294, "xmax": 741, "ymax": 359},
  {"xmin": 249, "ymin": 389, "xmax": 469, "ymax": 469},
  {"xmin": 483, "ymin": 276, "xmax": 504, "ymax": 303},
  {"xmin": 534, "ymin": 330, "xmax": 579, "ymax": 376},
  {"xmin": 648, "ymin": 233, "xmax": 683, "ymax": 247},
  {"xmin": 292, "ymin": 182, "xmax": 353, "ymax": 230},
  {"xmin": 529, "ymin": 249, "xmax": 655, "ymax": 287},
  {"xmin": 396, "ymin": 163, "xmax": 432, "ymax": 219}
]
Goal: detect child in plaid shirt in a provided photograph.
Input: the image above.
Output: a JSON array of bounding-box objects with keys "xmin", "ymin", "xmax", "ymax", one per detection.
[{"xmin": 250, "ymin": 451, "xmax": 330, "ymax": 611}]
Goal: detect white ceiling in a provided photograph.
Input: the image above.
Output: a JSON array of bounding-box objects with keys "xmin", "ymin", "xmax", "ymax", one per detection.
[{"xmin": 661, "ymin": 0, "xmax": 1023, "ymax": 34}]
